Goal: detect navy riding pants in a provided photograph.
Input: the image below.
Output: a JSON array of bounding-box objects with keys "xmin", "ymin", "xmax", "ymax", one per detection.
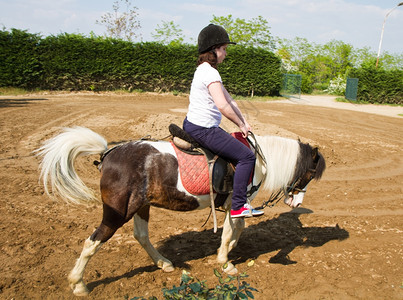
[{"xmin": 183, "ymin": 118, "xmax": 255, "ymax": 210}]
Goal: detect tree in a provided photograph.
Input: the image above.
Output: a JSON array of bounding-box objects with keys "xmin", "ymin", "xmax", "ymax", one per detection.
[
  {"xmin": 152, "ymin": 21, "xmax": 184, "ymax": 45},
  {"xmin": 322, "ymin": 40, "xmax": 353, "ymax": 77},
  {"xmin": 276, "ymin": 37, "xmax": 318, "ymax": 70},
  {"xmin": 96, "ymin": 0, "xmax": 141, "ymax": 41},
  {"xmin": 211, "ymin": 15, "xmax": 275, "ymax": 50},
  {"xmin": 377, "ymin": 51, "xmax": 403, "ymax": 70}
]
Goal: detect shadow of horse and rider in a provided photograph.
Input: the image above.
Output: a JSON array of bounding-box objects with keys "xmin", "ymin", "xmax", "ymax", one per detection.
[
  {"xmin": 88, "ymin": 208, "xmax": 348, "ymax": 291},
  {"xmin": 158, "ymin": 208, "xmax": 349, "ymax": 268}
]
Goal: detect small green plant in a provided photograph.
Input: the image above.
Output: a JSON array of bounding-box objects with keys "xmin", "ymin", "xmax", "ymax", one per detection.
[
  {"xmin": 210, "ymin": 268, "xmax": 257, "ymax": 300},
  {"xmin": 131, "ymin": 269, "xmax": 257, "ymax": 300}
]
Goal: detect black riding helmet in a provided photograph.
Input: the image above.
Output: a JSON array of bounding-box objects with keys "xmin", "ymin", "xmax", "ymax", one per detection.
[{"xmin": 198, "ymin": 24, "xmax": 236, "ymax": 54}]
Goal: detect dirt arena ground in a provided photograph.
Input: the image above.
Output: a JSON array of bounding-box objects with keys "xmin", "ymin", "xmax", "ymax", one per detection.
[{"xmin": 0, "ymin": 92, "xmax": 402, "ymax": 299}]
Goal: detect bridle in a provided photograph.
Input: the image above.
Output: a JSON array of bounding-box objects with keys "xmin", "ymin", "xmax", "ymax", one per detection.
[{"xmin": 246, "ymin": 132, "xmax": 319, "ymax": 210}]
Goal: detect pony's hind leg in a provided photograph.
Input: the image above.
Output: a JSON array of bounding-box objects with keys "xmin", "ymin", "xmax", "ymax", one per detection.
[
  {"xmin": 133, "ymin": 206, "xmax": 174, "ymax": 272},
  {"xmin": 68, "ymin": 237, "xmax": 103, "ymax": 296},
  {"xmin": 68, "ymin": 208, "xmax": 123, "ymax": 296}
]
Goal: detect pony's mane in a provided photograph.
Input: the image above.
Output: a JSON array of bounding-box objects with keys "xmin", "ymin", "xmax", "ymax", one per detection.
[{"xmin": 255, "ymin": 135, "xmax": 300, "ymax": 192}]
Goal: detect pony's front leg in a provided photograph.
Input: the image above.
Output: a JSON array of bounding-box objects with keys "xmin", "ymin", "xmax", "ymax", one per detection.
[
  {"xmin": 68, "ymin": 237, "xmax": 103, "ymax": 296},
  {"xmin": 133, "ymin": 207, "xmax": 174, "ymax": 272},
  {"xmin": 217, "ymin": 210, "xmax": 245, "ymax": 275}
]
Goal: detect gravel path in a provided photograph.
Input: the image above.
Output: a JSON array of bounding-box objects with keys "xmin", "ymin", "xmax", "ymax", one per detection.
[{"xmin": 277, "ymin": 95, "xmax": 402, "ymax": 118}]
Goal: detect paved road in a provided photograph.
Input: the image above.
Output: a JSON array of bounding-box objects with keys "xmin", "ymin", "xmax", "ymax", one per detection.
[{"xmin": 277, "ymin": 95, "xmax": 402, "ymax": 118}]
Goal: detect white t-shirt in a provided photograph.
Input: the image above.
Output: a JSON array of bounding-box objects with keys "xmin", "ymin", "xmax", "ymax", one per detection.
[{"xmin": 186, "ymin": 62, "xmax": 222, "ymax": 128}]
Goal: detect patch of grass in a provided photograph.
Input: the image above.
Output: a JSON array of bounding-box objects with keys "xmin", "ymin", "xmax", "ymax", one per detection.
[
  {"xmin": 335, "ymin": 97, "xmax": 354, "ymax": 103},
  {"xmin": 0, "ymin": 87, "xmax": 31, "ymax": 96},
  {"xmin": 233, "ymin": 95, "xmax": 286, "ymax": 102},
  {"xmin": 335, "ymin": 97, "xmax": 402, "ymax": 107},
  {"xmin": 310, "ymin": 89, "xmax": 330, "ymax": 95}
]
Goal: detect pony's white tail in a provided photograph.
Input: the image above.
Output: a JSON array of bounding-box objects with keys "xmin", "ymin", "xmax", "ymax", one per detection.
[{"xmin": 36, "ymin": 127, "xmax": 108, "ymax": 205}]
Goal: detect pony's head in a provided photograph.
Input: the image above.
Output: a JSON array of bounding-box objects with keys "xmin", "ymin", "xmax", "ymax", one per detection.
[{"xmin": 284, "ymin": 143, "xmax": 326, "ymax": 208}]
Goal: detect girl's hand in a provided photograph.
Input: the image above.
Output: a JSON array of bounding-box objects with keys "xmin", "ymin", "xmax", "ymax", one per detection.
[
  {"xmin": 244, "ymin": 120, "xmax": 252, "ymax": 132},
  {"xmin": 239, "ymin": 122, "xmax": 251, "ymax": 138}
]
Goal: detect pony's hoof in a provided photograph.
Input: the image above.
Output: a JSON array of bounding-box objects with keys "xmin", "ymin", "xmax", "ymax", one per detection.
[
  {"xmin": 222, "ymin": 262, "xmax": 238, "ymax": 275},
  {"xmin": 70, "ymin": 281, "xmax": 89, "ymax": 296},
  {"xmin": 158, "ymin": 260, "xmax": 174, "ymax": 272},
  {"xmin": 162, "ymin": 263, "xmax": 175, "ymax": 273}
]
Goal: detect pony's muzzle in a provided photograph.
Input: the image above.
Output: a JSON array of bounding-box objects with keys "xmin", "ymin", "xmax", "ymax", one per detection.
[{"xmin": 284, "ymin": 188, "xmax": 306, "ymax": 208}]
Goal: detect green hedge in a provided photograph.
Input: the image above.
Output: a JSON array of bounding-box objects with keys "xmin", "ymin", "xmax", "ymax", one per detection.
[
  {"xmin": 0, "ymin": 28, "xmax": 42, "ymax": 88},
  {"xmin": 222, "ymin": 46, "xmax": 282, "ymax": 96},
  {"xmin": 348, "ymin": 66, "xmax": 403, "ymax": 105},
  {"xmin": 37, "ymin": 34, "xmax": 197, "ymax": 92},
  {"xmin": 0, "ymin": 29, "xmax": 281, "ymax": 96}
]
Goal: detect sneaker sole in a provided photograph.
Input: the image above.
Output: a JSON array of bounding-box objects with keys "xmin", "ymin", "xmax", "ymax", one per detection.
[
  {"xmin": 252, "ymin": 213, "xmax": 264, "ymax": 217},
  {"xmin": 231, "ymin": 213, "xmax": 253, "ymax": 218}
]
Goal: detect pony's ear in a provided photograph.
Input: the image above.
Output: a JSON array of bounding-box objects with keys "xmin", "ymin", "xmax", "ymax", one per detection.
[{"xmin": 312, "ymin": 147, "xmax": 319, "ymax": 162}]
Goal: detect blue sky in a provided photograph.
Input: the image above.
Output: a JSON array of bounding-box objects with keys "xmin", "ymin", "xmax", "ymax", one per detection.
[{"xmin": 1, "ymin": 0, "xmax": 402, "ymax": 53}]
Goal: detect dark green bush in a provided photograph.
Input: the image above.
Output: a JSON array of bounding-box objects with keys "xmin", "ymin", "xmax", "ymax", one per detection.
[
  {"xmin": 222, "ymin": 46, "xmax": 282, "ymax": 96},
  {"xmin": 0, "ymin": 29, "xmax": 42, "ymax": 89},
  {"xmin": 348, "ymin": 66, "xmax": 403, "ymax": 105},
  {"xmin": 37, "ymin": 35, "xmax": 197, "ymax": 92},
  {"xmin": 0, "ymin": 29, "xmax": 281, "ymax": 96}
]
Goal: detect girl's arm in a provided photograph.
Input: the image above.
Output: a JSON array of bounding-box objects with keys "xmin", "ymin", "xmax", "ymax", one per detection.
[
  {"xmin": 209, "ymin": 82, "xmax": 251, "ymax": 136},
  {"xmin": 222, "ymin": 86, "xmax": 252, "ymax": 131}
]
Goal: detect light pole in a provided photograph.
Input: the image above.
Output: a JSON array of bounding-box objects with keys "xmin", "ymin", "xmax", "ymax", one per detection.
[{"xmin": 376, "ymin": 2, "xmax": 403, "ymax": 68}]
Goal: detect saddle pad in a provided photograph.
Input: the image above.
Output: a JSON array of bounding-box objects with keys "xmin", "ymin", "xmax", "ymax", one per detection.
[
  {"xmin": 171, "ymin": 142, "xmax": 210, "ymax": 195},
  {"xmin": 171, "ymin": 133, "xmax": 251, "ymax": 195}
]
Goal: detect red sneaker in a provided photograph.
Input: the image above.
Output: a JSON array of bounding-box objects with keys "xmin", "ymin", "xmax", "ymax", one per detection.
[{"xmin": 231, "ymin": 204, "xmax": 264, "ymax": 218}]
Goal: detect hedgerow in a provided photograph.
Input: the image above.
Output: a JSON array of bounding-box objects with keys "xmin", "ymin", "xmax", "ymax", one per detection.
[
  {"xmin": 0, "ymin": 28, "xmax": 42, "ymax": 89},
  {"xmin": 0, "ymin": 29, "xmax": 281, "ymax": 96},
  {"xmin": 348, "ymin": 65, "xmax": 403, "ymax": 105},
  {"xmin": 2, "ymin": 28, "xmax": 400, "ymax": 103}
]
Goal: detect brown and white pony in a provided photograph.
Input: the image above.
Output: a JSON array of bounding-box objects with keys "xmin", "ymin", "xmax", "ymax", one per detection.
[{"xmin": 37, "ymin": 126, "xmax": 325, "ymax": 296}]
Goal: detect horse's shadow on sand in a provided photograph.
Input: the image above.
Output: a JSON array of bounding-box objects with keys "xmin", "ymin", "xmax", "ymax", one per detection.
[
  {"xmin": 158, "ymin": 207, "xmax": 349, "ymax": 268},
  {"xmin": 88, "ymin": 208, "xmax": 349, "ymax": 291}
]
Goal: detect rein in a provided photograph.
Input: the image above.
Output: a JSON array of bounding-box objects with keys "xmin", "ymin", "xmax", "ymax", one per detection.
[
  {"xmin": 246, "ymin": 132, "xmax": 267, "ymax": 199},
  {"xmin": 253, "ymin": 179, "xmax": 299, "ymax": 210},
  {"xmin": 254, "ymin": 164, "xmax": 317, "ymax": 210}
]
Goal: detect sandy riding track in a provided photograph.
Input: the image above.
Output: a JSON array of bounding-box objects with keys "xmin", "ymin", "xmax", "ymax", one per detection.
[{"xmin": 0, "ymin": 93, "xmax": 402, "ymax": 299}]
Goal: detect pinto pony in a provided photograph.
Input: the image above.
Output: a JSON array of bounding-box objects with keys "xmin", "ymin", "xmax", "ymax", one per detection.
[{"xmin": 37, "ymin": 126, "xmax": 325, "ymax": 296}]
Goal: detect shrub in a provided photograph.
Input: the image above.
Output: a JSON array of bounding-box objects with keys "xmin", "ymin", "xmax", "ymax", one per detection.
[
  {"xmin": 325, "ymin": 75, "xmax": 346, "ymax": 95},
  {"xmin": 348, "ymin": 65, "xmax": 403, "ymax": 104},
  {"xmin": 222, "ymin": 46, "xmax": 282, "ymax": 96},
  {"xmin": 131, "ymin": 269, "xmax": 257, "ymax": 300},
  {"xmin": 0, "ymin": 29, "xmax": 282, "ymax": 96},
  {"xmin": 0, "ymin": 29, "xmax": 42, "ymax": 89}
]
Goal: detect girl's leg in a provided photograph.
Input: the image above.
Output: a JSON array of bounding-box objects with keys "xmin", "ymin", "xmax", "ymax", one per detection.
[{"xmin": 183, "ymin": 120, "xmax": 254, "ymax": 210}]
